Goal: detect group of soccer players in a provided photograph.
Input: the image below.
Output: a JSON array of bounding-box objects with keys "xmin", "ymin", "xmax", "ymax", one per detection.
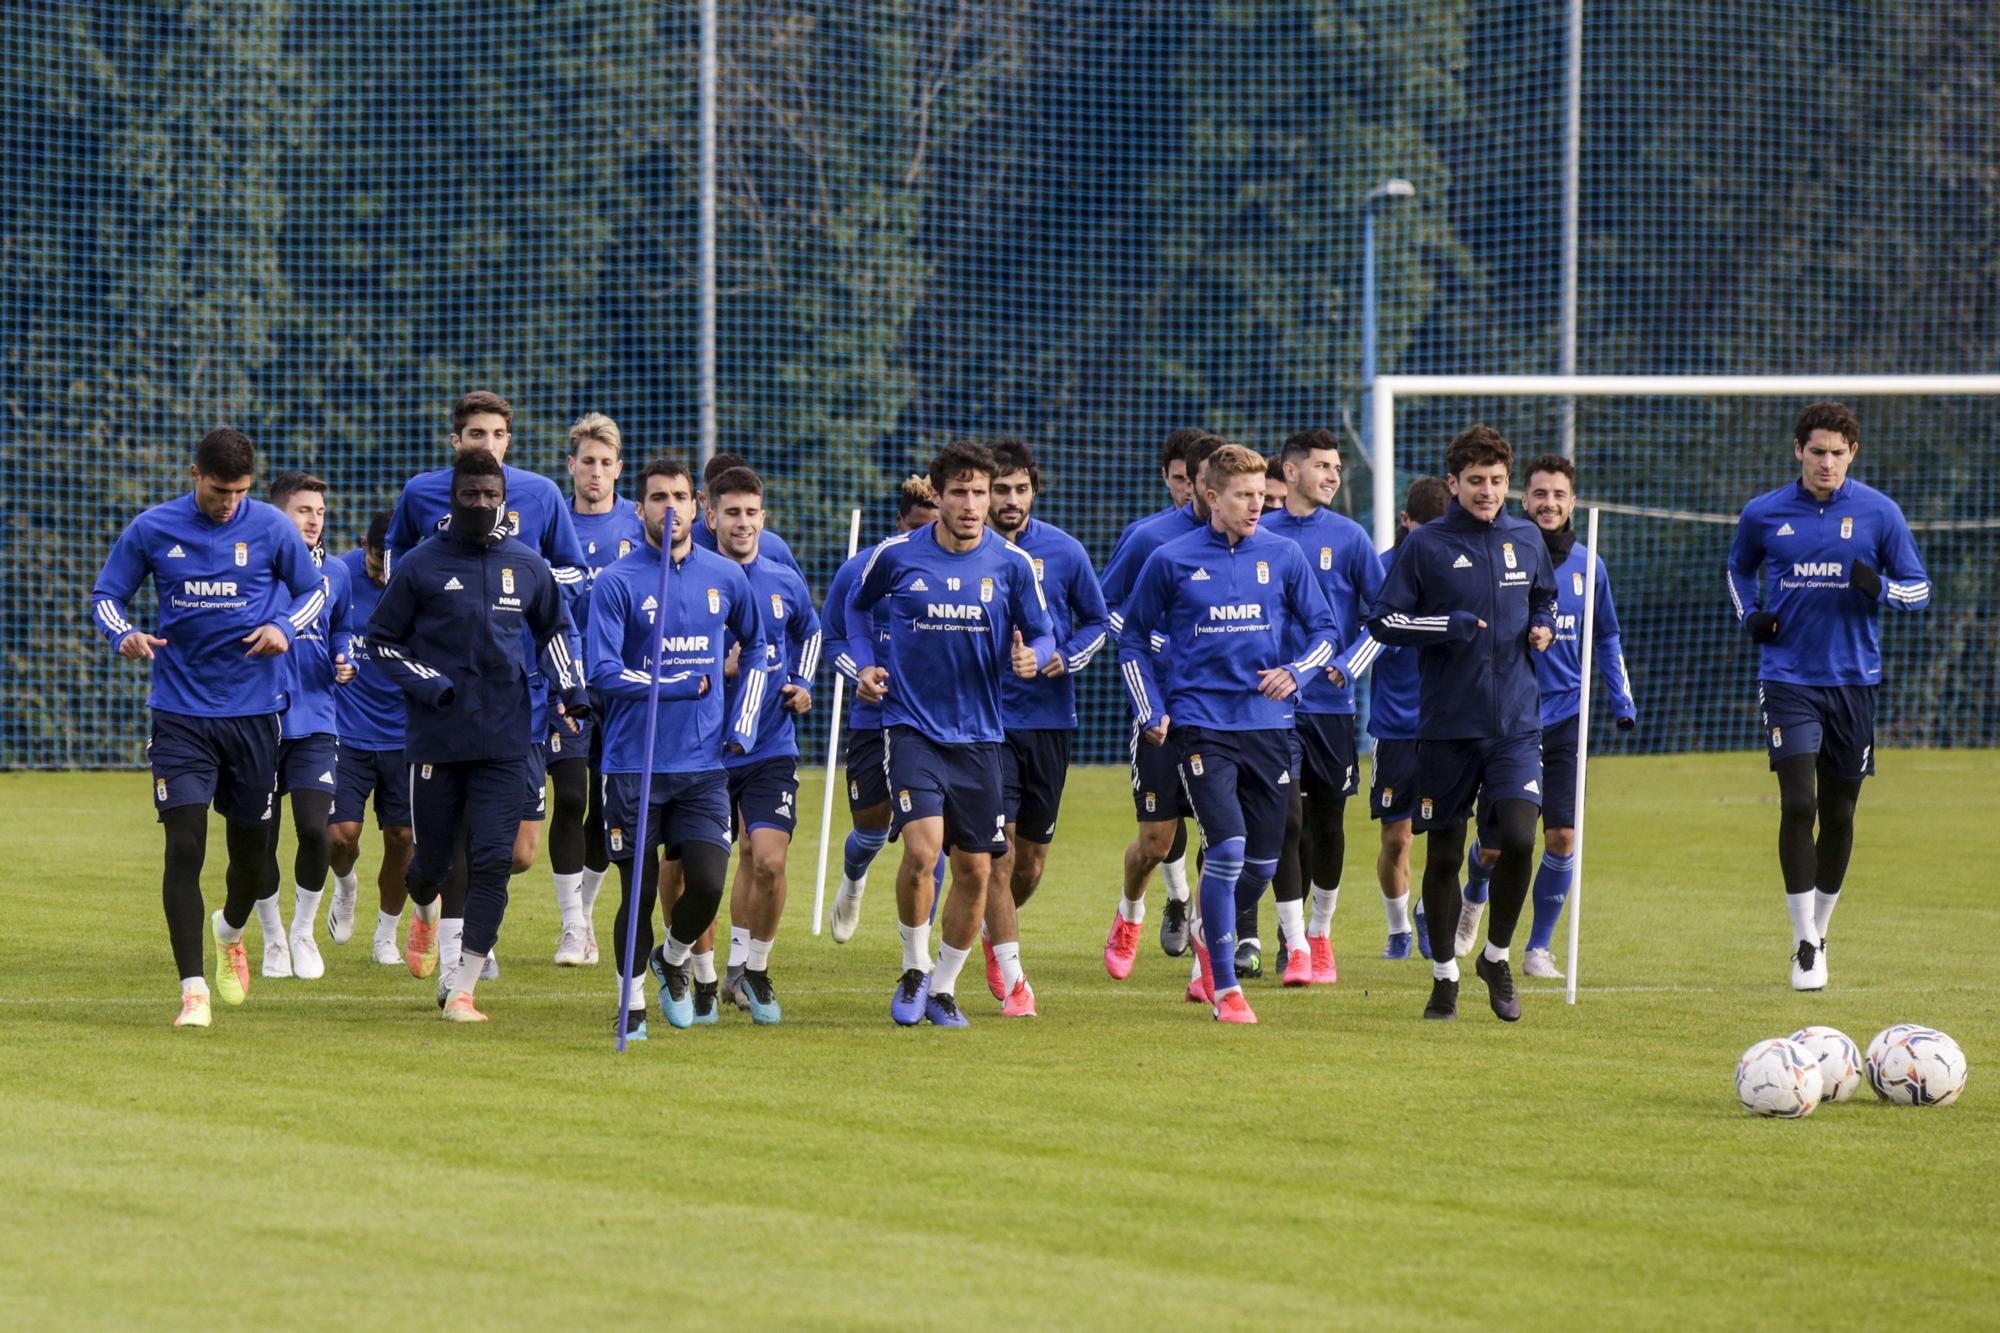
[{"xmin": 94, "ymin": 393, "xmax": 1927, "ymax": 1032}]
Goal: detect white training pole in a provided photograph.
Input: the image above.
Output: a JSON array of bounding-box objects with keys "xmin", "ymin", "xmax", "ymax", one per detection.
[
  {"xmin": 1566, "ymin": 506, "xmax": 1599, "ymax": 1005},
  {"xmin": 695, "ymin": 0, "xmax": 719, "ymax": 469},
  {"xmin": 810, "ymin": 507, "xmax": 864, "ymax": 936}
]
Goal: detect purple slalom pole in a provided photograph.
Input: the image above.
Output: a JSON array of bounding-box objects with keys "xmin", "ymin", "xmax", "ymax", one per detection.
[{"xmin": 614, "ymin": 529, "xmax": 675, "ymax": 1052}]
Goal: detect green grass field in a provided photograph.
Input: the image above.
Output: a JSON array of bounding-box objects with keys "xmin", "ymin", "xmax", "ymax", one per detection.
[{"xmin": 3, "ymin": 753, "xmax": 1995, "ymax": 1329}]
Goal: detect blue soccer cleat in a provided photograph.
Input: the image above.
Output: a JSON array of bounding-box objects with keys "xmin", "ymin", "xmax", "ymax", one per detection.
[
  {"xmin": 891, "ymin": 968, "xmax": 930, "ymax": 1026},
  {"xmin": 1382, "ymin": 930, "xmax": 1413, "ymax": 961},
  {"xmin": 616, "ymin": 1008, "xmax": 649, "ymax": 1042},
  {"xmin": 924, "ymin": 990, "xmax": 969, "ymax": 1028},
  {"xmin": 729, "ymin": 969, "xmax": 783, "ymax": 1025},
  {"xmin": 647, "ymin": 946, "xmax": 695, "ymax": 1029},
  {"xmin": 1414, "ymin": 910, "xmax": 1433, "ymax": 960}
]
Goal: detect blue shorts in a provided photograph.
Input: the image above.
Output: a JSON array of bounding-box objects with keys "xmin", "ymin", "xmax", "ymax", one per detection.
[
  {"xmin": 1174, "ymin": 725, "xmax": 1294, "ymax": 862},
  {"xmin": 884, "ymin": 725, "xmax": 1007, "ymax": 853},
  {"xmin": 1296, "ymin": 712, "xmax": 1359, "ymax": 799},
  {"xmin": 332, "ymin": 746, "xmax": 411, "ymax": 828},
  {"xmin": 147, "ymin": 711, "xmax": 279, "ymax": 826},
  {"xmin": 1000, "ymin": 729, "xmax": 1072, "ymax": 844},
  {"xmin": 1131, "ymin": 722, "xmax": 1194, "ymax": 822},
  {"xmin": 1414, "ymin": 732, "xmax": 1542, "ymax": 832},
  {"xmin": 521, "ymin": 742, "xmax": 548, "ymax": 821},
  {"xmin": 1369, "ymin": 738, "xmax": 1419, "ymax": 823},
  {"xmin": 1760, "ymin": 681, "xmax": 1876, "ymax": 781},
  {"xmin": 602, "ymin": 770, "xmax": 733, "ymax": 859},
  {"xmin": 276, "ymin": 734, "xmax": 338, "ymax": 797},
  {"xmin": 727, "ymin": 755, "xmax": 800, "ymax": 838},
  {"xmin": 846, "ymin": 728, "xmax": 890, "ymax": 811},
  {"xmin": 542, "ymin": 707, "xmax": 592, "ymax": 768}
]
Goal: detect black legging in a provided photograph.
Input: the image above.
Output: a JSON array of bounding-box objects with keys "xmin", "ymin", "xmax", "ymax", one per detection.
[
  {"xmin": 1421, "ymin": 798, "xmax": 1538, "ymax": 961},
  {"xmin": 1302, "ymin": 786, "xmax": 1347, "ymax": 894},
  {"xmin": 1775, "ymin": 754, "xmax": 1864, "ymax": 898},
  {"xmin": 583, "ymin": 765, "xmax": 611, "ymax": 873},
  {"xmin": 611, "ymin": 840, "xmax": 730, "ymax": 976},
  {"xmin": 163, "ymin": 807, "xmax": 276, "ymax": 978},
  {"xmin": 546, "ymin": 757, "xmax": 589, "ymax": 876},
  {"xmin": 266, "ymin": 789, "xmax": 334, "ymax": 894}
]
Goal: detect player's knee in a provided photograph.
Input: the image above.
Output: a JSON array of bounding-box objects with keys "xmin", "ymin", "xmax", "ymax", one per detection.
[
  {"xmin": 1136, "ymin": 822, "xmax": 1176, "ymax": 863},
  {"xmin": 1382, "ymin": 821, "xmax": 1413, "ymax": 856},
  {"xmin": 1543, "ymin": 825, "xmax": 1576, "ymax": 858}
]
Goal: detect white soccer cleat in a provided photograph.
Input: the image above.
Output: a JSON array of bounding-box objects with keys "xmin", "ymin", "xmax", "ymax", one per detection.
[
  {"xmin": 830, "ymin": 877, "xmax": 865, "ymax": 944},
  {"xmin": 583, "ymin": 925, "xmax": 600, "ymax": 966},
  {"xmin": 262, "ymin": 936, "xmax": 294, "ymax": 979},
  {"xmin": 371, "ymin": 936, "xmax": 404, "ymax": 967},
  {"xmin": 1453, "ymin": 899, "xmax": 1486, "ymax": 958},
  {"xmin": 1522, "ymin": 947, "xmax": 1563, "ymax": 979},
  {"xmin": 1791, "ymin": 938, "xmax": 1828, "ymax": 992},
  {"xmin": 327, "ymin": 882, "xmax": 358, "ymax": 945},
  {"xmin": 481, "ymin": 950, "xmax": 499, "ymax": 981},
  {"xmin": 554, "ymin": 927, "xmax": 587, "ymax": 967},
  {"xmin": 289, "ymin": 930, "xmax": 326, "ymax": 981}
]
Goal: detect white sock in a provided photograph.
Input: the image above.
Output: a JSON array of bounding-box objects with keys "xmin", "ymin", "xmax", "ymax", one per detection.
[
  {"xmin": 993, "ymin": 940, "xmax": 1023, "ymax": 991},
  {"xmin": 415, "ymin": 897, "xmax": 441, "ymax": 925},
  {"xmin": 374, "ymin": 909, "xmax": 400, "ymax": 945},
  {"xmin": 690, "ymin": 949, "xmax": 717, "ymax": 984},
  {"xmin": 1482, "ymin": 942, "xmax": 1509, "ymax": 964},
  {"xmin": 1118, "ymin": 895, "xmax": 1145, "ymax": 925},
  {"xmin": 440, "ymin": 919, "xmax": 465, "ymax": 987},
  {"xmin": 254, "ymin": 895, "xmax": 283, "ymax": 943},
  {"xmin": 579, "ymin": 865, "xmax": 607, "ymax": 916},
  {"xmin": 333, "ymin": 870, "xmax": 359, "ymax": 899},
  {"xmin": 746, "ymin": 936, "xmax": 773, "ymax": 971},
  {"xmin": 213, "ymin": 911, "xmax": 245, "ymax": 945},
  {"xmin": 1383, "ymin": 892, "xmax": 1411, "ymax": 934},
  {"xmin": 553, "ymin": 872, "xmax": 584, "ymax": 930},
  {"xmin": 182, "ymin": 975, "xmax": 209, "ymax": 996},
  {"xmin": 1432, "ymin": 958, "xmax": 1460, "ymax": 982},
  {"xmin": 1309, "ymin": 883, "xmax": 1338, "ymax": 936},
  {"xmin": 1276, "ymin": 898, "xmax": 1307, "ymax": 952},
  {"xmin": 290, "ymin": 886, "xmax": 323, "ymax": 938},
  {"xmin": 663, "ymin": 930, "xmax": 694, "ymax": 967},
  {"xmin": 899, "ymin": 921, "xmax": 932, "ymax": 973},
  {"xmin": 456, "ymin": 950, "xmax": 486, "ymax": 997},
  {"xmin": 728, "ymin": 926, "xmax": 752, "ymax": 968},
  {"xmin": 625, "ymin": 973, "xmax": 646, "ymax": 1009},
  {"xmin": 1812, "ymin": 888, "xmax": 1839, "ymax": 940},
  {"xmin": 1785, "ymin": 891, "xmax": 1817, "ymax": 946},
  {"xmin": 933, "ymin": 943, "xmax": 971, "ymax": 996},
  {"xmin": 1161, "ymin": 855, "xmax": 1190, "ymax": 902}
]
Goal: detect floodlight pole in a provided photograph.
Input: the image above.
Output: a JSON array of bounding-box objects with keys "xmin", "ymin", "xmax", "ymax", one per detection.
[
  {"xmin": 696, "ymin": 0, "xmax": 719, "ymax": 469},
  {"xmin": 1360, "ymin": 178, "xmax": 1415, "ymax": 552}
]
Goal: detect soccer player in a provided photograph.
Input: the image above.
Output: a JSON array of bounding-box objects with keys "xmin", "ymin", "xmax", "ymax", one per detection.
[
  {"xmin": 551, "ymin": 411, "xmax": 646, "ymax": 967},
  {"xmin": 262, "ymin": 471, "xmax": 356, "ymax": 982},
  {"xmin": 328, "ymin": 512, "xmax": 415, "ymax": 967},
  {"xmin": 979, "ymin": 440, "xmax": 1111, "ymax": 1017},
  {"xmin": 1726, "ymin": 402, "xmax": 1929, "ymax": 991},
  {"xmin": 845, "ymin": 442, "xmax": 1055, "ymax": 1028},
  {"xmin": 1456, "ymin": 455, "xmax": 1637, "ymax": 977},
  {"xmin": 1258, "ymin": 428, "xmax": 1386, "ymax": 985},
  {"xmin": 1368, "ymin": 476, "xmax": 1450, "ymax": 961},
  {"xmin": 1263, "ymin": 456, "xmax": 1288, "ymax": 514},
  {"xmin": 825, "ymin": 476, "xmax": 940, "ymax": 941},
  {"xmin": 1367, "ymin": 425, "xmax": 1557, "ymax": 1023},
  {"xmin": 1109, "ymin": 427, "xmax": 1200, "ymax": 553},
  {"xmin": 1097, "ymin": 430, "xmax": 1229, "ymax": 978},
  {"xmin": 689, "ymin": 450, "xmax": 805, "ymax": 577},
  {"xmin": 702, "ymin": 466, "xmax": 820, "ymax": 1024},
  {"xmin": 1117, "ymin": 442, "xmax": 1339, "ymax": 1024},
  {"xmin": 367, "ymin": 448, "xmax": 588, "ymax": 1022},
  {"xmin": 90, "ymin": 428, "xmax": 325, "ymax": 1028},
  {"xmin": 587, "ymin": 457, "xmax": 764, "ymax": 1038}
]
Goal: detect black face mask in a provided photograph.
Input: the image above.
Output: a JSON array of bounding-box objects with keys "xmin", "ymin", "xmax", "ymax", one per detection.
[
  {"xmin": 1541, "ymin": 520, "xmax": 1577, "ymax": 563},
  {"xmin": 451, "ymin": 502, "xmax": 501, "ymax": 541}
]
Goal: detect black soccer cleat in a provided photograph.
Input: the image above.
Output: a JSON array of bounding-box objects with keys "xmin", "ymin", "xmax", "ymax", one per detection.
[
  {"xmin": 615, "ymin": 1007, "xmax": 649, "ymax": 1042},
  {"xmin": 1160, "ymin": 897, "xmax": 1190, "ymax": 957},
  {"xmin": 1234, "ymin": 939, "xmax": 1263, "ymax": 980},
  {"xmin": 1475, "ymin": 952, "xmax": 1521, "ymax": 1022},
  {"xmin": 1423, "ymin": 977, "xmax": 1459, "ymax": 1020},
  {"xmin": 692, "ymin": 980, "xmax": 720, "ymax": 1023}
]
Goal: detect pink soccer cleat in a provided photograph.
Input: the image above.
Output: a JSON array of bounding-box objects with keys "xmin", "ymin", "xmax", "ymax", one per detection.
[
  {"xmin": 1213, "ymin": 989, "xmax": 1258, "ymax": 1024},
  {"xmin": 1309, "ymin": 934, "xmax": 1338, "ymax": 985},
  {"xmin": 1191, "ymin": 939, "xmax": 1217, "ymax": 1005},
  {"xmin": 982, "ymin": 937, "xmax": 1005, "ymax": 1001},
  {"xmin": 1282, "ymin": 945, "xmax": 1312, "ymax": 987},
  {"xmin": 1104, "ymin": 914, "xmax": 1142, "ymax": 980},
  {"xmin": 1001, "ymin": 978, "xmax": 1037, "ymax": 1018}
]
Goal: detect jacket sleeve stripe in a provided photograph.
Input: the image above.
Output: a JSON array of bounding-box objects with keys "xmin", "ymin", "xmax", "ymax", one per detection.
[{"xmin": 1066, "ymin": 630, "xmax": 1108, "ymax": 673}]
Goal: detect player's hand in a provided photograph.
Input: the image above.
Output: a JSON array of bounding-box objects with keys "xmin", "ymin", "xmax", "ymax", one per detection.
[
  {"xmin": 1615, "ymin": 715, "xmax": 1636, "ymax": 732},
  {"xmin": 723, "ymin": 643, "xmax": 741, "ymax": 680},
  {"xmin": 1257, "ymin": 666, "xmax": 1298, "ymax": 700},
  {"xmin": 781, "ymin": 683, "xmax": 812, "ymax": 715},
  {"xmin": 242, "ymin": 624, "xmax": 290, "ymax": 657},
  {"xmin": 724, "ymin": 741, "xmax": 745, "ymax": 756},
  {"xmin": 1849, "ymin": 560, "xmax": 1882, "ymax": 601},
  {"xmin": 118, "ymin": 631, "xmax": 168, "ymax": 661},
  {"xmin": 1142, "ymin": 713, "xmax": 1170, "ymax": 747},
  {"xmin": 1529, "ymin": 626, "xmax": 1553, "ymax": 652},
  {"xmin": 1011, "ymin": 631, "xmax": 1039, "ymax": 679},
  {"xmin": 698, "ymin": 675, "xmax": 710, "ymax": 697},
  {"xmin": 556, "ymin": 701, "xmax": 579, "ymax": 733},
  {"xmin": 1040, "ymin": 653, "xmax": 1068, "ymax": 678},
  {"xmin": 332, "ymin": 652, "xmax": 357, "ymax": 685},
  {"xmin": 1744, "ymin": 610, "xmax": 1779, "ymax": 644},
  {"xmin": 1325, "ymin": 665, "xmax": 1347, "ymax": 689},
  {"xmin": 857, "ymin": 666, "xmax": 889, "ymax": 702}
]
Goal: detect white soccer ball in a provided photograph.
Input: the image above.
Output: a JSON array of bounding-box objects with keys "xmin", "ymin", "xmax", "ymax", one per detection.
[
  {"xmin": 1737, "ymin": 1037, "xmax": 1824, "ymax": 1118},
  {"xmin": 1867, "ymin": 1026, "xmax": 1968, "ymax": 1107},
  {"xmin": 1790, "ymin": 1025, "xmax": 1863, "ymax": 1103}
]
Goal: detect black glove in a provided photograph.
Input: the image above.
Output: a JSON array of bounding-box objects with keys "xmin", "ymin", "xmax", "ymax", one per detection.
[
  {"xmin": 1744, "ymin": 611, "xmax": 1779, "ymax": 644},
  {"xmin": 1615, "ymin": 715, "xmax": 1635, "ymax": 733},
  {"xmin": 565, "ymin": 699, "xmax": 592, "ymax": 723},
  {"xmin": 1849, "ymin": 560, "xmax": 1881, "ymax": 601}
]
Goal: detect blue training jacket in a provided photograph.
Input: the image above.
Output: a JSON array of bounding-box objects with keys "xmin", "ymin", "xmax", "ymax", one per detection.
[
  {"xmin": 570, "ymin": 498, "xmax": 646, "ymax": 645},
  {"xmin": 723, "ymin": 552, "xmax": 822, "ymax": 767},
  {"xmin": 1539, "ymin": 535, "xmax": 1636, "ymax": 728},
  {"xmin": 998, "ymin": 518, "xmax": 1112, "ymax": 732},
  {"xmin": 336, "ymin": 548, "xmax": 407, "ymax": 751},
  {"xmin": 1365, "ymin": 546, "xmax": 1421, "ymax": 742},
  {"xmin": 1099, "ymin": 502, "xmax": 1204, "ymax": 633},
  {"xmin": 824, "ymin": 547, "xmax": 887, "ymax": 733},
  {"xmin": 1725, "ymin": 478, "xmax": 1929, "ymax": 687},
  {"xmin": 1365, "ymin": 499, "xmax": 1557, "ymax": 740},
  {"xmin": 91, "ymin": 494, "xmax": 326, "ymax": 718},
  {"xmin": 1260, "ymin": 505, "xmax": 1386, "ymax": 715},
  {"xmin": 278, "ymin": 549, "xmax": 354, "ymax": 740}
]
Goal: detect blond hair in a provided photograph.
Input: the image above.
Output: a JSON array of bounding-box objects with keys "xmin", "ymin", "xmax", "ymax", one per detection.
[
  {"xmin": 567, "ymin": 411, "xmax": 623, "ymax": 456},
  {"xmin": 1203, "ymin": 442, "xmax": 1265, "ymax": 486}
]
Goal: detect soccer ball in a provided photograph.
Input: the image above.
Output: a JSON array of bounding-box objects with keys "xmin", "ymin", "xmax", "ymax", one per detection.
[
  {"xmin": 1867, "ymin": 1026, "xmax": 1968, "ymax": 1107},
  {"xmin": 1790, "ymin": 1025, "xmax": 1863, "ymax": 1103},
  {"xmin": 1736, "ymin": 1037, "xmax": 1824, "ymax": 1118}
]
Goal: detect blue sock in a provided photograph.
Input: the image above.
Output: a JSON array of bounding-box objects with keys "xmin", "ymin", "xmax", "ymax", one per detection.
[
  {"xmin": 1239, "ymin": 858, "xmax": 1276, "ymax": 918},
  {"xmin": 1463, "ymin": 837, "xmax": 1493, "ymax": 905},
  {"xmin": 1525, "ymin": 851, "xmax": 1576, "ymax": 952},
  {"xmin": 842, "ymin": 828, "xmax": 888, "ymax": 881},
  {"xmin": 1200, "ymin": 837, "xmax": 1248, "ymax": 992},
  {"xmin": 926, "ymin": 853, "xmax": 948, "ymax": 924}
]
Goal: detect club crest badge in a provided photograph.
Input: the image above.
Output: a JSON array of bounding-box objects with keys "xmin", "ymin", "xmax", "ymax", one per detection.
[
  {"xmin": 771, "ymin": 592, "xmax": 785, "ymax": 619},
  {"xmin": 1190, "ymin": 754, "xmax": 1205, "ymax": 777},
  {"xmin": 501, "ymin": 567, "xmax": 515, "ymax": 595},
  {"xmin": 1503, "ymin": 542, "xmax": 1518, "ymax": 570},
  {"xmin": 506, "ymin": 510, "xmax": 521, "ymax": 534},
  {"xmin": 1841, "ymin": 516, "xmax": 1853, "ymax": 540},
  {"xmin": 610, "ymin": 827, "xmax": 624, "ymax": 853},
  {"xmin": 1771, "ymin": 727, "xmax": 1783, "ymax": 748},
  {"xmin": 1573, "ymin": 571, "xmax": 1584, "ymax": 596},
  {"xmin": 898, "ymin": 790, "xmax": 913, "ymax": 813},
  {"xmin": 421, "ymin": 765, "xmax": 433, "ymax": 780},
  {"xmin": 1255, "ymin": 561, "xmax": 1270, "ymax": 585},
  {"xmin": 618, "ymin": 540, "xmax": 632, "ymax": 558},
  {"xmin": 1320, "ymin": 546, "xmax": 1333, "ymax": 571},
  {"xmin": 1380, "ymin": 787, "xmax": 1393, "ymax": 808},
  {"xmin": 1144, "ymin": 791, "xmax": 1157, "ymax": 814},
  {"xmin": 156, "ymin": 778, "xmax": 168, "ymax": 802},
  {"xmin": 1032, "ymin": 558, "xmax": 1046, "ymax": 582},
  {"xmin": 1421, "ymin": 798, "xmax": 1434, "ymax": 821},
  {"xmin": 234, "ymin": 542, "xmax": 248, "ymax": 567},
  {"xmin": 980, "ymin": 577, "xmax": 994, "ymax": 603},
  {"xmin": 707, "ymin": 588, "xmax": 721, "ymax": 614},
  {"xmin": 550, "ymin": 733, "xmax": 561, "ymax": 755}
]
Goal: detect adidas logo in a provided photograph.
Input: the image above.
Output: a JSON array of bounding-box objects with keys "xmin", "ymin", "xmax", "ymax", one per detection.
[
  {"xmin": 641, "ymin": 595, "xmax": 657, "ymax": 611},
  {"xmin": 1190, "ymin": 568, "xmax": 1211, "ymax": 581},
  {"xmin": 1278, "ymin": 770, "xmax": 1290, "ymax": 784},
  {"xmin": 318, "ymin": 771, "xmax": 333, "ymax": 784},
  {"xmin": 910, "ymin": 578, "xmax": 929, "ymax": 591},
  {"xmin": 166, "ymin": 544, "xmax": 186, "ymax": 558},
  {"xmin": 1524, "ymin": 779, "xmax": 1540, "ymax": 794},
  {"xmin": 1452, "ymin": 554, "xmax": 1473, "ymax": 569},
  {"xmin": 443, "ymin": 576, "xmax": 464, "ymax": 591},
  {"xmin": 1776, "ymin": 522, "xmax": 1796, "ymax": 536}
]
